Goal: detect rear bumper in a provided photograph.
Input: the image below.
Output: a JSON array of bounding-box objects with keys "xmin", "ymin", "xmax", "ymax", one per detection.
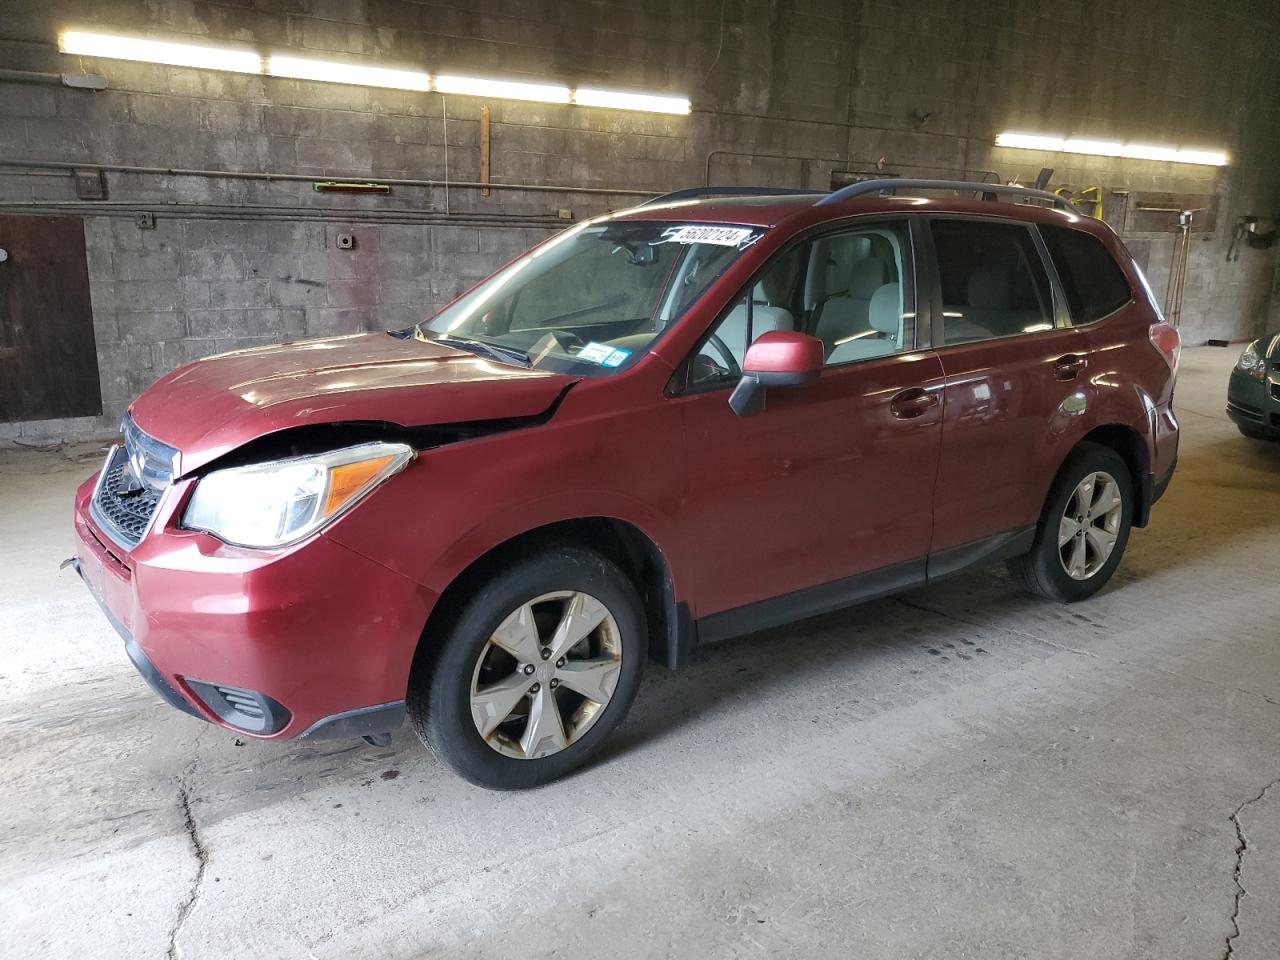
[
  {"xmin": 73, "ymin": 474, "xmax": 436, "ymax": 740},
  {"xmin": 1135, "ymin": 400, "xmax": 1178, "ymax": 527}
]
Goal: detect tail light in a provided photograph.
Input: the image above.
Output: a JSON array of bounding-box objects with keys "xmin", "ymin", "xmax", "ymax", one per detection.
[{"xmin": 1149, "ymin": 321, "xmax": 1181, "ymax": 374}]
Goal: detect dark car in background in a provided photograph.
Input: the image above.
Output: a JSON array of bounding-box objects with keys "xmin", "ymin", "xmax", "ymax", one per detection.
[
  {"xmin": 1227, "ymin": 333, "xmax": 1280, "ymax": 440},
  {"xmin": 72, "ymin": 180, "xmax": 1180, "ymax": 789}
]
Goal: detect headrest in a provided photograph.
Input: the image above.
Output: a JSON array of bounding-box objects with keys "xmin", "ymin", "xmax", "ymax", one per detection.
[
  {"xmin": 967, "ymin": 262, "xmax": 1012, "ymax": 310},
  {"xmin": 849, "ymin": 258, "xmax": 884, "ymax": 297},
  {"xmin": 821, "ymin": 235, "xmax": 873, "ymax": 296},
  {"xmin": 869, "ymin": 283, "xmax": 901, "ymax": 335},
  {"xmin": 750, "ymin": 304, "xmax": 795, "ymax": 333}
]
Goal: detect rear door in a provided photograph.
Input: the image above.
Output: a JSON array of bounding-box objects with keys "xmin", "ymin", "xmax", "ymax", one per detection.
[
  {"xmin": 924, "ymin": 215, "xmax": 1092, "ymax": 566},
  {"xmin": 671, "ymin": 217, "xmax": 945, "ymax": 622}
]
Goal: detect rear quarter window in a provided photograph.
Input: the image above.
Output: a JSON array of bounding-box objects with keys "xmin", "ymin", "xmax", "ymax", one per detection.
[{"xmin": 1040, "ymin": 224, "xmax": 1133, "ymax": 324}]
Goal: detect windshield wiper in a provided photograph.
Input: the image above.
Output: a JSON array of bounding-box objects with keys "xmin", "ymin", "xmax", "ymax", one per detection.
[{"xmin": 429, "ymin": 334, "xmax": 532, "ymax": 368}]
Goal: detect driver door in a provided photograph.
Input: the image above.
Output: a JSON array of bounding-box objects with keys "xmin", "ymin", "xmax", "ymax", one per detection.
[{"xmin": 669, "ymin": 218, "xmax": 945, "ymax": 627}]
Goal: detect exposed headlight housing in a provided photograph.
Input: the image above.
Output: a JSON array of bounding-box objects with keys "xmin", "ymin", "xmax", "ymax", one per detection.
[
  {"xmin": 184, "ymin": 442, "xmax": 413, "ymax": 548},
  {"xmin": 1237, "ymin": 342, "xmax": 1266, "ymax": 381}
]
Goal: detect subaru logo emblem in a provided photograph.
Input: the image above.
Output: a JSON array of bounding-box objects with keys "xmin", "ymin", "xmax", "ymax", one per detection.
[{"xmin": 122, "ymin": 445, "xmax": 147, "ymax": 494}]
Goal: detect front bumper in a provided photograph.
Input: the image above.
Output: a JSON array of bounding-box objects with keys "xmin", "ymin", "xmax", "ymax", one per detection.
[
  {"xmin": 73, "ymin": 473, "xmax": 437, "ymax": 740},
  {"xmin": 1226, "ymin": 367, "xmax": 1280, "ymax": 437}
]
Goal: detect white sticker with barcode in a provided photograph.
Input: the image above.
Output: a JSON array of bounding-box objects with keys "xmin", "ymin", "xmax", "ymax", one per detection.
[{"xmin": 657, "ymin": 225, "xmax": 758, "ymax": 248}]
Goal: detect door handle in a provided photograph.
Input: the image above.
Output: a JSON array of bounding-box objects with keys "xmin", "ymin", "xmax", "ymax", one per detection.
[
  {"xmin": 890, "ymin": 387, "xmax": 939, "ymax": 419},
  {"xmin": 1053, "ymin": 354, "xmax": 1087, "ymax": 381}
]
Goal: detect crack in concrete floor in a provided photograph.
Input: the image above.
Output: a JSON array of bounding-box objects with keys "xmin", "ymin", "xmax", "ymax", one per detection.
[
  {"xmin": 167, "ymin": 735, "xmax": 208, "ymax": 960},
  {"xmin": 1224, "ymin": 779, "xmax": 1280, "ymax": 960}
]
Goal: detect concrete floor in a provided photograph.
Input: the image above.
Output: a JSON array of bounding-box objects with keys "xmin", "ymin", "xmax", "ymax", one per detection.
[{"xmin": 2, "ymin": 346, "xmax": 1278, "ymax": 960}]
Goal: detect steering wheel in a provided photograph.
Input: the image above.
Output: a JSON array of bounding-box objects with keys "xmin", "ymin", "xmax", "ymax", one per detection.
[{"xmin": 705, "ymin": 334, "xmax": 741, "ymax": 377}]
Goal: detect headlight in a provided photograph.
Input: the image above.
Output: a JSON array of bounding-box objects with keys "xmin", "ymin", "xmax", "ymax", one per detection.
[
  {"xmin": 1237, "ymin": 342, "xmax": 1266, "ymax": 381},
  {"xmin": 184, "ymin": 442, "xmax": 413, "ymax": 548}
]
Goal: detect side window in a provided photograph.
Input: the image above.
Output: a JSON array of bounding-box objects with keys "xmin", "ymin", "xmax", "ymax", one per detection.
[
  {"xmin": 804, "ymin": 222, "xmax": 914, "ymax": 366},
  {"xmin": 687, "ymin": 246, "xmax": 805, "ymax": 387},
  {"xmin": 929, "ymin": 219, "xmax": 1055, "ymax": 345},
  {"xmin": 687, "ymin": 221, "xmax": 914, "ymax": 388},
  {"xmin": 1039, "ymin": 224, "xmax": 1133, "ymax": 324}
]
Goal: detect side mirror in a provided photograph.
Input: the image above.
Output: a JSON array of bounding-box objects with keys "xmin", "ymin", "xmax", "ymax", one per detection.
[{"xmin": 728, "ymin": 330, "xmax": 824, "ymax": 416}]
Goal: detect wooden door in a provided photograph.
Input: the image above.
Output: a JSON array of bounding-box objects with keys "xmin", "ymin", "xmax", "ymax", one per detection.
[{"xmin": 0, "ymin": 215, "xmax": 102, "ymax": 421}]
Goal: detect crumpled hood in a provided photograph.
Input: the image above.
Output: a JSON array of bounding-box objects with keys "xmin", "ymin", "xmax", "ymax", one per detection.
[{"xmin": 129, "ymin": 333, "xmax": 576, "ymax": 473}]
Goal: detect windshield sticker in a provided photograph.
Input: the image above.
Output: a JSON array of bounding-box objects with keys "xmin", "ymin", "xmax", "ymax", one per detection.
[
  {"xmin": 578, "ymin": 342, "xmax": 632, "ymax": 367},
  {"xmin": 656, "ymin": 225, "xmax": 760, "ymax": 249}
]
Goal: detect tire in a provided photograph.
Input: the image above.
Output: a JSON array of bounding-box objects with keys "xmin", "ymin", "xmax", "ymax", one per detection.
[
  {"xmin": 408, "ymin": 547, "xmax": 646, "ymax": 789},
  {"xmin": 1008, "ymin": 442, "xmax": 1134, "ymax": 603}
]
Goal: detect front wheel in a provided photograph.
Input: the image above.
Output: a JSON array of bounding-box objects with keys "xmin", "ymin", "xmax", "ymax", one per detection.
[
  {"xmin": 1008, "ymin": 442, "xmax": 1134, "ymax": 603},
  {"xmin": 408, "ymin": 547, "xmax": 646, "ymax": 789}
]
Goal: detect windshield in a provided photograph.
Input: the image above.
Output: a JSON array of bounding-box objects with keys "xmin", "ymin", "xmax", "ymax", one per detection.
[{"xmin": 416, "ymin": 219, "xmax": 765, "ymax": 373}]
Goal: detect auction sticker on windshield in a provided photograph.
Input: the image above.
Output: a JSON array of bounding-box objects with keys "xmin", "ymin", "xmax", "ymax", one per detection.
[
  {"xmin": 578, "ymin": 342, "xmax": 632, "ymax": 367},
  {"xmin": 658, "ymin": 225, "xmax": 759, "ymax": 249}
]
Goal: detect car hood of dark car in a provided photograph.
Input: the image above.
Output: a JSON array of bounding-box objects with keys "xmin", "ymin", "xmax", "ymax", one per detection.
[
  {"xmin": 128, "ymin": 333, "xmax": 577, "ymax": 474},
  {"xmin": 1259, "ymin": 331, "xmax": 1280, "ymax": 361}
]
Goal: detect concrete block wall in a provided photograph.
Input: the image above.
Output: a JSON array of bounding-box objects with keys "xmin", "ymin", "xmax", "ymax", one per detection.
[{"xmin": 1, "ymin": 0, "xmax": 1279, "ymax": 440}]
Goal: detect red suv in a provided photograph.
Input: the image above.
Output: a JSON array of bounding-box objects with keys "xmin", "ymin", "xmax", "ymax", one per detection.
[{"xmin": 72, "ymin": 180, "xmax": 1180, "ymax": 788}]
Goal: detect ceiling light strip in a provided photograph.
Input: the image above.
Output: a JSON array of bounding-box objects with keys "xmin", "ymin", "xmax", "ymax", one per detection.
[
  {"xmin": 59, "ymin": 30, "xmax": 262, "ymax": 74},
  {"xmin": 57, "ymin": 29, "xmax": 690, "ymax": 114},
  {"xmin": 995, "ymin": 131, "xmax": 1227, "ymax": 167},
  {"xmin": 266, "ymin": 55, "xmax": 429, "ymax": 91}
]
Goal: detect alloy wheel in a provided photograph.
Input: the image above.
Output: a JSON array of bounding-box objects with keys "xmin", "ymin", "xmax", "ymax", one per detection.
[
  {"xmin": 1058, "ymin": 470, "xmax": 1123, "ymax": 580},
  {"xmin": 469, "ymin": 591, "xmax": 623, "ymax": 760}
]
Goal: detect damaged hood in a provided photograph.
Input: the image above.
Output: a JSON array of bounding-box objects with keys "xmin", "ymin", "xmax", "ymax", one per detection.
[{"xmin": 129, "ymin": 333, "xmax": 577, "ymax": 473}]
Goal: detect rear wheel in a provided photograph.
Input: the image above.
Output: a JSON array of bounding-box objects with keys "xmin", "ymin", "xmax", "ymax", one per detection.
[
  {"xmin": 408, "ymin": 547, "xmax": 645, "ymax": 789},
  {"xmin": 1009, "ymin": 443, "xmax": 1134, "ymax": 603}
]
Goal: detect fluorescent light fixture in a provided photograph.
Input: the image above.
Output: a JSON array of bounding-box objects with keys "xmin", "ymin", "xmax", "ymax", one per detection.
[
  {"xmin": 59, "ymin": 29, "xmax": 262, "ymax": 73},
  {"xmin": 1174, "ymin": 149, "xmax": 1228, "ymax": 167},
  {"xmin": 267, "ymin": 54, "xmax": 429, "ymax": 91},
  {"xmin": 1121, "ymin": 143, "xmax": 1178, "ymax": 162},
  {"xmin": 59, "ymin": 27, "xmax": 692, "ymax": 115},
  {"xmin": 435, "ymin": 74, "xmax": 570, "ymax": 103},
  {"xmin": 995, "ymin": 132, "xmax": 1066, "ymax": 151},
  {"xmin": 573, "ymin": 87, "xmax": 691, "ymax": 114},
  {"xmin": 1062, "ymin": 138, "xmax": 1123, "ymax": 157},
  {"xmin": 998, "ymin": 131, "xmax": 1228, "ymax": 166}
]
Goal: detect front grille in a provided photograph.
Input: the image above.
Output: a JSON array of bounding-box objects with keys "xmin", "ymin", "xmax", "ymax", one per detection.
[
  {"xmin": 1271, "ymin": 382, "xmax": 1279, "ymax": 402},
  {"xmin": 93, "ymin": 446, "xmax": 163, "ymax": 547},
  {"xmin": 91, "ymin": 415, "xmax": 178, "ymax": 550}
]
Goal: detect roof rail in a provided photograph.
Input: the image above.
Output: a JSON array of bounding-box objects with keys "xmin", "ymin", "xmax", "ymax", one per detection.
[
  {"xmin": 816, "ymin": 178, "xmax": 1071, "ymax": 210},
  {"xmin": 641, "ymin": 185, "xmax": 820, "ymax": 207}
]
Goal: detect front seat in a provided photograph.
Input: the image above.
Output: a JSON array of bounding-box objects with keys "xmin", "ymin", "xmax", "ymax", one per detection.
[{"xmin": 825, "ymin": 283, "xmax": 901, "ymax": 364}]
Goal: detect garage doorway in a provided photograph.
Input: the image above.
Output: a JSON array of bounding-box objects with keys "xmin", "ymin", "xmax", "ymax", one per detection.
[{"xmin": 0, "ymin": 215, "xmax": 102, "ymax": 422}]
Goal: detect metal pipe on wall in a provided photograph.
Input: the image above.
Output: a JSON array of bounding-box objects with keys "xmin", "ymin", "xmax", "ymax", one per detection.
[
  {"xmin": 0, "ymin": 200, "xmax": 566, "ymax": 229},
  {"xmin": 703, "ymin": 149, "xmax": 1001, "ymax": 187},
  {"xmin": 0, "ymin": 157, "xmax": 656, "ymax": 199}
]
